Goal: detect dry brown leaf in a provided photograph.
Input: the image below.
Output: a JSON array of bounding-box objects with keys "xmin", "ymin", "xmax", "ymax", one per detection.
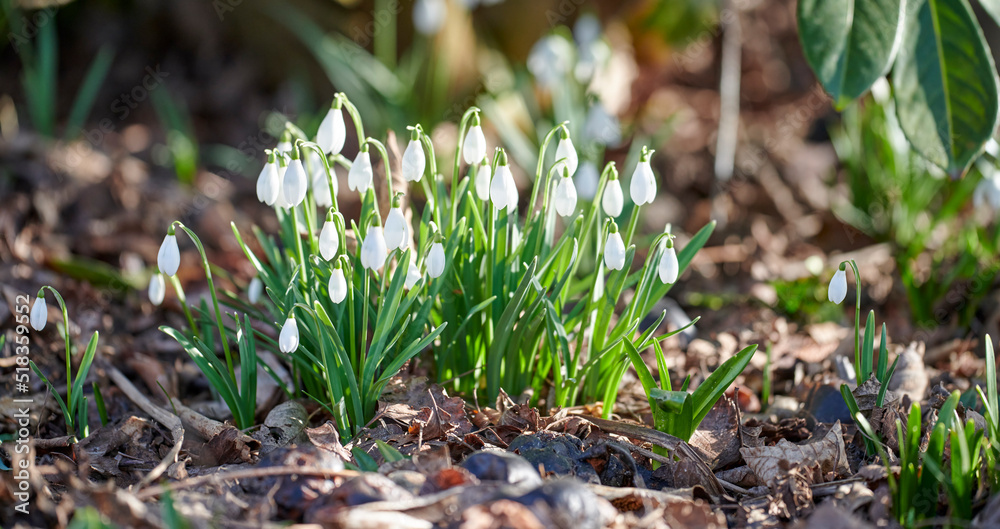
[
  {"xmin": 689, "ymin": 396, "xmax": 741, "ymax": 470},
  {"xmin": 740, "ymin": 421, "xmax": 850, "ymax": 484},
  {"xmin": 305, "ymin": 421, "xmax": 353, "ymax": 461}
]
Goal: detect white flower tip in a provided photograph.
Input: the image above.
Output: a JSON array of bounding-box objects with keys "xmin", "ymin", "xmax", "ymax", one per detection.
[
  {"xmin": 828, "ymin": 269, "xmax": 848, "ymax": 304},
  {"xmin": 30, "ymin": 296, "xmax": 47, "ymax": 331},
  {"xmin": 279, "ymin": 317, "xmax": 299, "ymax": 353},
  {"xmin": 158, "ymin": 233, "xmax": 180, "ymax": 277}
]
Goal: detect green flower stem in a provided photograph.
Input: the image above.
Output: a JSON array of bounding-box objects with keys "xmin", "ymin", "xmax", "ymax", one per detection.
[
  {"xmin": 364, "ymin": 137, "xmax": 393, "ymax": 220},
  {"xmin": 299, "ymin": 140, "xmax": 341, "ymax": 214},
  {"xmin": 623, "ymin": 204, "xmax": 642, "ymax": 248},
  {"xmin": 172, "ymin": 221, "xmax": 236, "ymax": 385},
  {"xmin": 360, "ymin": 267, "xmax": 371, "ymax": 381},
  {"xmin": 41, "ymin": 286, "xmax": 72, "ymax": 406},
  {"xmin": 451, "ymin": 108, "xmax": 481, "ymax": 230},
  {"xmin": 415, "ymin": 126, "xmax": 443, "ymax": 227},
  {"xmin": 561, "ymin": 162, "xmax": 615, "ymax": 300},
  {"xmin": 337, "ymin": 93, "xmax": 366, "ymax": 148},
  {"xmin": 844, "ymin": 259, "xmax": 862, "ymax": 382},
  {"xmin": 526, "ymin": 121, "xmax": 569, "ymax": 223}
]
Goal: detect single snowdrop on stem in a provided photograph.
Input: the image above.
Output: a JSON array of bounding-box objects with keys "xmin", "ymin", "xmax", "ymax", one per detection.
[
  {"xmin": 256, "ymin": 150, "xmax": 280, "ymax": 205},
  {"xmin": 348, "ymin": 145, "xmax": 374, "ymax": 194},
  {"xmin": 307, "ymin": 150, "xmax": 334, "ymax": 208},
  {"xmin": 158, "ymin": 227, "xmax": 180, "ymax": 277},
  {"xmin": 384, "ymin": 193, "xmax": 409, "ymax": 250},
  {"xmin": 602, "ymin": 168, "xmax": 623, "ymax": 217},
  {"xmin": 282, "ymin": 146, "xmax": 308, "ymax": 208},
  {"xmin": 554, "ymin": 127, "xmax": 579, "ymax": 177},
  {"xmin": 427, "ymin": 237, "xmax": 446, "ymax": 278},
  {"xmin": 404, "ymin": 260, "xmax": 422, "ymax": 289},
  {"xmin": 475, "ymin": 160, "xmax": 492, "ymax": 201},
  {"xmin": 279, "ymin": 315, "xmax": 299, "ymax": 353},
  {"xmin": 329, "ymin": 263, "xmax": 348, "ymax": 304},
  {"xmin": 148, "ymin": 273, "xmax": 166, "ymax": 306},
  {"xmin": 319, "ymin": 212, "xmax": 341, "ymax": 261},
  {"xmin": 463, "ymin": 113, "xmax": 487, "ymax": 165},
  {"xmin": 402, "ymin": 128, "xmax": 427, "ymax": 182},
  {"xmin": 30, "ymin": 290, "xmax": 47, "ymax": 331},
  {"xmin": 553, "ymin": 167, "xmax": 578, "ymax": 218},
  {"xmin": 490, "ymin": 150, "xmax": 517, "ymax": 211},
  {"xmin": 604, "ymin": 221, "xmax": 626, "ymax": 270},
  {"xmin": 658, "ymin": 234, "xmax": 679, "ymax": 284},
  {"xmin": 361, "ymin": 223, "xmax": 388, "ymax": 271},
  {"xmin": 630, "ymin": 147, "xmax": 656, "ymax": 205},
  {"xmin": 828, "ymin": 265, "xmax": 848, "ymax": 304},
  {"xmin": 316, "ymin": 99, "xmax": 346, "ymax": 155}
]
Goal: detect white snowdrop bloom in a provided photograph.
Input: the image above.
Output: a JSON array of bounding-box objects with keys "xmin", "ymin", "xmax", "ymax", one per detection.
[
  {"xmin": 554, "ymin": 135, "xmax": 579, "ymax": 176},
  {"xmin": 413, "ymin": 0, "xmax": 446, "ymax": 36},
  {"xmin": 307, "ymin": 151, "xmax": 334, "ymax": 208},
  {"xmin": 426, "ymin": 242, "xmax": 446, "ymax": 278},
  {"xmin": 158, "ymin": 232, "xmax": 180, "ymax": 277},
  {"xmin": 274, "ymin": 160, "xmax": 290, "ymax": 209},
  {"xmin": 319, "ymin": 219, "xmax": 340, "ymax": 260},
  {"xmin": 384, "ymin": 207, "xmax": 409, "ymax": 250},
  {"xmin": 475, "ymin": 162, "xmax": 492, "ymax": 201},
  {"xmin": 348, "ymin": 149, "xmax": 374, "ymax": 194},
  {"xmin": 404, "ymin": 260, "xmax": 422, "ymax": 289},
  {"xmin": 575, "ymin": 161, "xmax": 599, "ymax": 200},
  {"xmin": 490, "ymin": 162, "xmax": 517, "ymax": 211},
  {"xmin": 278, "ymin": 316, "xmax": 299, "ymax": 353},
  {"xmin": 604, "ymin": 230, "xmax": 626, "ymax": 271},
  {"xmin": 554, "ymin": 172, "xmax": 578, "ymax": 218},
  {"xmin": 148, "ymin": 273, "xmax": 166, "ymax": 306},
  {"xmin": 630, "ymin": 156, "xmax": 656, "ymax": 205},
  {"xmin": 256, "ymin": 156, "xmax": 280, "ymax": 205},
  {"xmin": 602, "ymin": 177, "xmax": 624, "ymax": 217},
  {"xmin": 402, "ymin": 138, "xmax": 426, "ymax": 182},
  {"xmin": 276, "ymin": 139, "xmax": 292, "ymax": 155},
  {"xmin": 30, "ymin": 294, "xmax": 47, "ymax": 331},
  {"xmin": 658, "ymin": 245, "xmax": 679, "ymax": 284},
  {"xmin": 316, "ymin": 106, "xmax": 346, "ymax": 155},
  {"xmin": 248, "ymin": 277, "xmax": 263, "ymax": 304},
  {"xmin": 283, "ymin": 157, "xmax": 308, "ymax": 208},
  {"xmin": 828, "ymin": 268, "xmax": 848, "ymax": 304},
  {"xmin": 361, "ymin": 226, "xmax": 388, "ymax": 270},
  {"xmin": 463, "ymin": 122, "xmax": 487, "ymax": 165},
  {"xmin": 584, "ymin": 102, "xmax": 621, "ymax": 146},
  {"xmin": 329, "ymin": 266, "xmax": 348, "ymax": 304},
  {"xmin": 527, "ymin": 35, "xmax": 573, "ymax": 88}
]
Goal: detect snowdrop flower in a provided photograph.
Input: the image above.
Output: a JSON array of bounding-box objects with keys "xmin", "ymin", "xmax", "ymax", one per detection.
[
  {"xmin": 602, "ymin": 171, "xmax": 623, "ymax": 217},
  {"xmin": 554, "ymin": 168, "xmax": 578, "ymax": 218},
  {"xmin": 630, "ymin": 148, "xmax": 656, "ymax": 205},
  {"xmin": 604, "ymin": 222, "xmax": 626, "ymax": 271},
  {"xmin": 828, "ymin": 266, "xmax": 847, "ymax": 304},
  {"xmin": 414, "ymin": 0, "xmax": 446, "ymax": 36},
  {"xmin": 274, "ymin": 157, "xmax": 290, "ymax": 209},
  {"xmin": 658, "ymin": 239, "xmax": 679, "ymax": 284},
  {"xmin": 256, "ymin": 151, "xmax": 280, "ymax": 205},
  {"xmin": 348, "ymin": 146, "xmax": 374, "ymax": 194},
  {"xmin": 282, "ymin": 151, "xmax": 308, "ymax": 208},
  {"xmin": 474, "ymin": 161, "xmax": 492, "ymax": 201},
  {"xmin": 490, "ymin": 153, "xmax": 518, "ymax": 211},
  {"xmin": 554, "ymin": 129, "xmax": 579, "ymax": 176},
  {"xmin": 316, "ymin": 102, "xmax": 346, "ymax": 155},
  {"xmin": 361, "ymin": 225, "xmax": 388, "ymax": 270},
  {"xmin": 402, "ymin": 132, "xmax": 426, "ymax": 182},
  {"xmin": 575, "ymin": 161, "xmax": 599, "ymax": 200},
  {"xmin": 463, "ymin": 115, "xmax": 487, "ymax": 165},
  {"xmin": 278, "ymin": 315, "xmax": 299, "ymax": 353},
  {"xmin": 307, "ymin": 151, "xmax": 335, "ymax": 208},
  {"xmin": 30, "ymin": 291, "xmax": 47, "ymax": 331},
  {"xmin": 148, "ymin": 273, "xmax": 166, "ymax": 306},
  {"xmin": 248, "ymin": 276, "xmax": 263, "ymax": 304},
  {"xmin": 404, "ymin": 260, "xmax": 422, "ymax": 289},
  {"xmin": 384, "ymin": 194, "xmax": 409, "ymax": 251},
  {"xmin": 158, "ymin": 229, "xmax": 180, "ymax": 277},
  {"xmin": 527, "ymin": 34, "xmax": 573, "ymax": 88},
  {"xmin": 276, "ymin": 136, "xmax": 292, "ymax": 156},
  {"xmin": 329, "ymin": 265, "xmax": 348, "ymax": 304},
  {"xmin": 319, "ymin": 216, "xmax": 340, "ymax": 260},
  {"xmin": 427, "ymin": 241, "xmax": 446, "ymax": 278}
]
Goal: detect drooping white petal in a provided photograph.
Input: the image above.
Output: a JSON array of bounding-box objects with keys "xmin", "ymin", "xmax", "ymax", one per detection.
[
  {"xmin": 30, "ymin": 296, "xmax": 47, "ymax": 331},
  {"xmin": 463, "ymin": 125, "xmax": 486, "ymax": 165},
  {"xmin": 828, "ymin": 269, "xmax": 848, "ymax": 304},
  {"xmin": 308, "ymin": 151, "xmax": 335, "ymax": 208},
  {"xmin": 475, "ymin": 163, "xmax": 492, "ymax": 201},
  {"xmin": 630, "ymin": 160, "xmax": 656, "ymax": 205},
  {"xmin": 555, "ymin": 136, "xmax": 579, "ymax": 176},
  {"xmin": 658, "ymin": 246, "xmax": 679, "ymax": 284},
  {"xmin": 348, "ymin": 150, "xmax": 373, "ymax": 194},
  {"xmin": 404, "ymin": 261, "xmax": 422, "ymax": 289},
  {"xmin": 158, "ymin": 233, "xmax": 180, "ymax": 277},
  {"xmin": 490, "ymin": 165, "xmax": 512, "ymax": 211},
  {"xmin": 602, "ymin": 180, "xmax": 624, "ymax": 217},
  {"xmin": 274, "ymin": 162, "xmax": 289, "ymax": 208},
  {"xmin": 283, "ymin": 158, "xmax": 308, "ymax": 208},
  {"xmin": 329, "ymin": 267, "xmax": 348, "ymax": 304},
  {"xmin": 360, "ymin": 227, "xmax": 388, "ymax": 270},
  {"xmin": 319, "ymin": 220, "xmax": 340, "ymax": 260},
  {"xmin": 427, "ymin": 242, "xmax": 446, "ymax": 278},
  {"xmin": 402, "ymin": 139, "xmax": 426, "ymax": 182},
  {"xmin": 575, "ymin": 161, "xmax": 599, "ymax": 200},
  {"xmin": 248, "ymin": 277, "xmax": 263, "ymax": 304},
  {"xmin": 604, "ymin": 232, "xmax": 626, "ymax": 270},
  {"xmin": 505, "ymin": 168, "xmax": 518, "ymax": 210},
  {"xmin": 148, "ymin": 274, "xmax": 166, "ymax": 306},
  {"xmin": 278, "ymin": 317, "xmax": 299, "ymax": 353},
  {"xmin": 256, "ymin": 161, "xmax": 280, "ymax": 205},
  {"xmin": 554, "ymin": 176, "xmax": 578, "ymax": 218},
  {"xmin": 316, "ymin": 107, "xmax": 346, "ymax": 155},
  {"xmin": 384, "ymin": 208, "xmax": 409, "ymax": 250},
  {"xmin": 413, "ymin": 0, "xmax": 446, "ymax": 35}
]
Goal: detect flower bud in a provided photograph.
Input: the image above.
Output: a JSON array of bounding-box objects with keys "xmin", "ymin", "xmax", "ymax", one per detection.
[
  {"xmin": 256, "ymin": 156, "xmax": 280, "ymax": 205},
  {"xmin": 658, "ymin": 245, "xmax": 678, "ymax": 284},
  {"xmin": 30, "ymin": 294, "xmax": 47, "ymax": 331},
  {"xmin": 604, "ymin": 225, "xmax": 626, "ymax": 271},
  {"xmin": 602, "ymin": 178, "xmax": 624, "ymax": 217},
  {"xmin": 828, "ymin": 268, "xmax": 848, "ymax": 304},
  {"xmin": 554, "ymin": 171, "xmax": 578, "ymax": 218},
  {"xmin": 402, "ymin": 139, "xmax": 426, "ymax": 182},
  {"xmin": 361, "ymin": 226, "xmax": 388, "ymax": 270},
  {"xmin": 348, "ymin": 148, "xmax": 374, "ymax": 194},
  {"xmin": 248, "ymin": 276, "xmax": 263, "ymax": 304},
  {"xmin": 319, "ymin": 219, "xmax": 340, "ymax": 260},
  {"xmin": 463, "ymin": 122, "xmax": 487, "ymax": 164},
  {"xmin": 148, "ymin": 273, "xmax": 166, "ymax": 306},
  {"xmin": 475, "ymin": 162, "xmax": 492, "ymax": 201},
  {"xmin": 384, "ymin": 207, "xmax": 409, "ymax": 250},
  {"xmin": 427, "ymin": 242, "xmax": 446, "ymax": 278},
  {"xmin": 630, "ymin": 156, "xmax": 656, "ymax": 205},
  {"xmin": 158, "ymin": 232, "xmax": 180, "ymax": 277},
  {"xmin": 317, "ymin": 105, "xmax": 346, "ymax": 155},
  {"xmin": 555, "ymin": 134, "xmax": 578, "ymax": 176},
  {"xmin": 329, "ymin": 266, "xmax": 348, "ymax": 304},
  {"xmin": 404, "ymin": 260, "xmax": 422, "ymax": 289},
  {"xmin": 283, "ymin": 157, "xmax": 308, "ymax": 208},
  {"xmin": 278, "ymin": 316, "xmax": 299, "ymax": 353}
]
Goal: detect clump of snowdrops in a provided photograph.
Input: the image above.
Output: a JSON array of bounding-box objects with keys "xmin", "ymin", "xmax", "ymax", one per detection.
[{"xmin": 153, "ymin": 93, "xmax": 722, "ymax": 438}]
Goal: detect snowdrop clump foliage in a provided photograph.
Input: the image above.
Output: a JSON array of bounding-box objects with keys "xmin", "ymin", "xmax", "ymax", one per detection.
[{"xmin": 158, "ymin": 93, "xmax": 718, "ymax": 436}]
